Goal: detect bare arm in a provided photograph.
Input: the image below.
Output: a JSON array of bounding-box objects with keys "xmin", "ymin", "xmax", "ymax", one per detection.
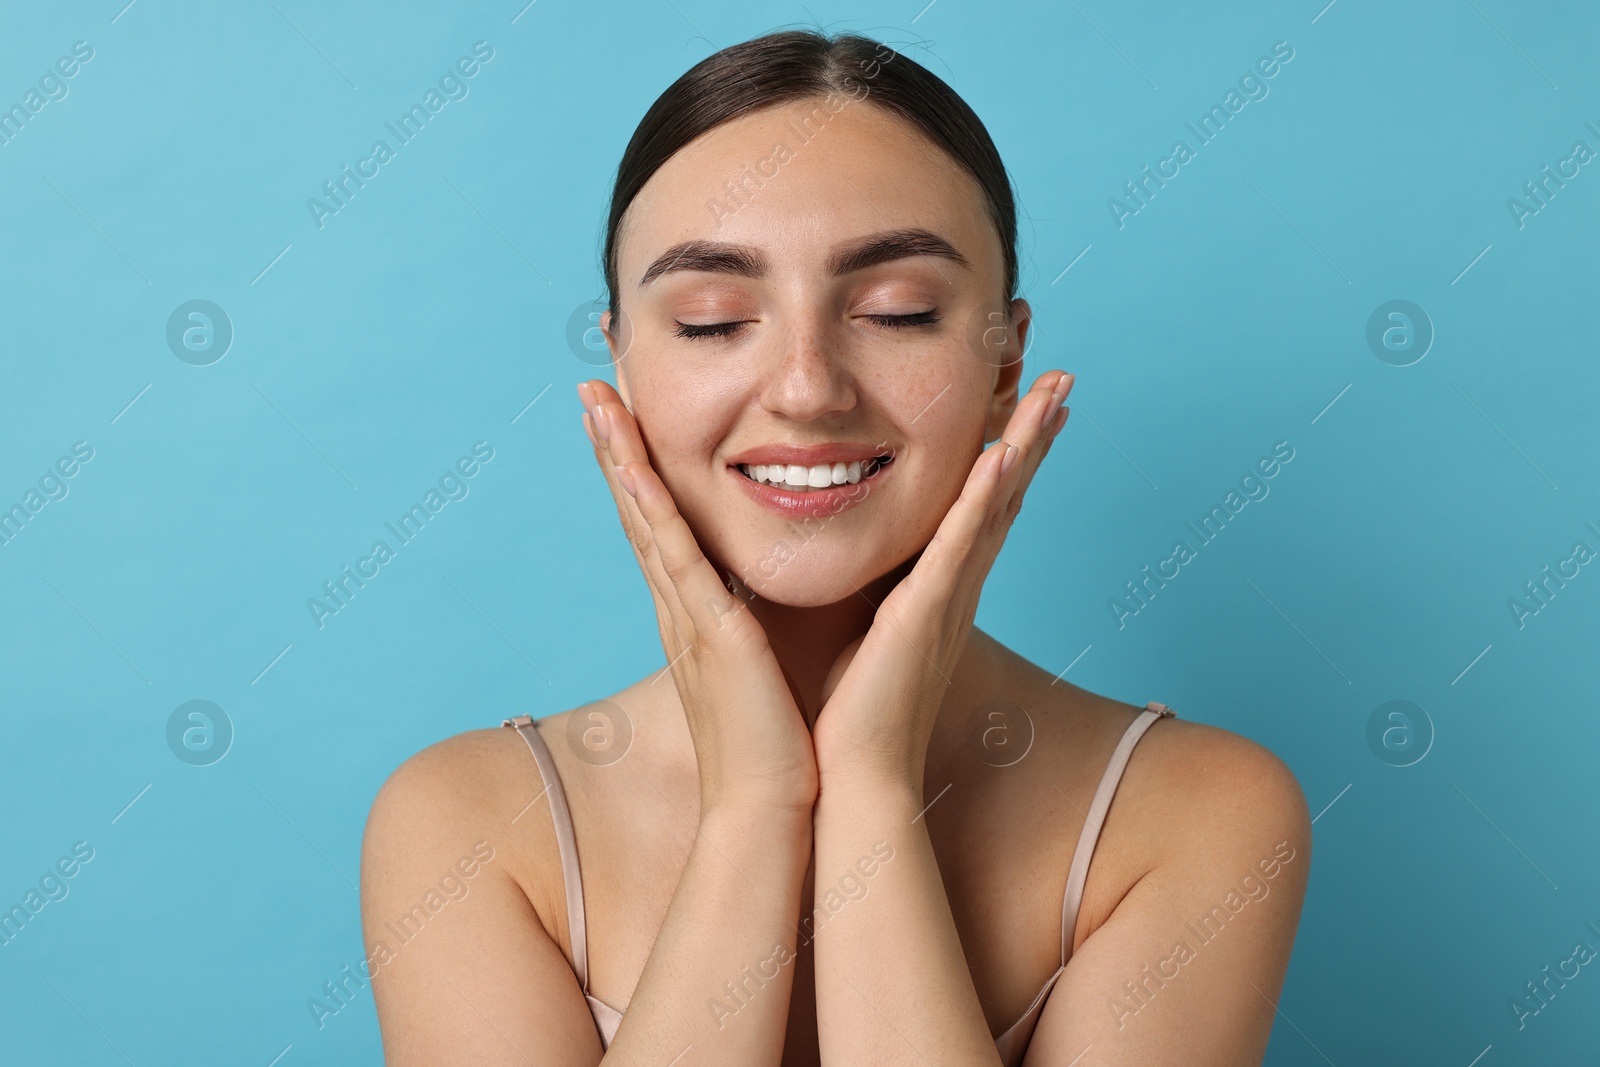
[
  {"xmin": 1023, "ymin": 730, "xmax": 1313, "ymax": 1065},
  {"xmin": 360, "ymin": 732, "xmax": 605, "ymax": 1065},
  {"xmin": 811, "ymin": 778, "xmax": 1003, "ymax": 1065},
  {"xmin": 609, "ymin": 800, "xmax": 812, "ymax": 1063},
  {"xmin": 806, "ymin": 371, "xmax": 1074, "ymax": 1063},
  {"xmin": 570, "ymin": 378, "xmax": 826, "ymax": 1061},
  {"xmin": 361, "ymin": 731, "xmax": 815, "ymax": 1066}
]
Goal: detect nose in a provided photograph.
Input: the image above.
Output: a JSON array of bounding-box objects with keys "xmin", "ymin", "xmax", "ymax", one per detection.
[{"xmin": 757, "ymin": 320, "xmax": 858, "ymax": 422}]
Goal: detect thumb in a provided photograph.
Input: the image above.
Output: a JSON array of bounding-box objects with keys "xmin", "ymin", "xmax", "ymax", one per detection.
[
  {"xmin": 780, "ymin": 662, "xmax": 810, "ymax": 722},
  {"xmin": 820, "ymin": 635, "xmax": 865, "ymax": 707}
]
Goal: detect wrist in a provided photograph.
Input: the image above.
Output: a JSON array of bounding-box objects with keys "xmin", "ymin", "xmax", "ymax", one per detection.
[
  {"xmin": 814, "ymin": 735, "xmax": 925, "ymax": 799},
  {"xmin": 816, "ymin": 744, "xmax": 924, "ymax": 803},
  {"xmin": 699, "ymin": 765, "xmax": 818, "ymax": 821},
  {"xmin": 700, "ymin": 792, "xmax": 816, "ymax": 836},
  {"xmin": 815, "ymin": 771, "xmax": 924, "ymax": 817}
]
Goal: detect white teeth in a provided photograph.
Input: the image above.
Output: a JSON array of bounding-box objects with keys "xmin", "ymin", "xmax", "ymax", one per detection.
[{"xmin": 739, "ymin": 458, "xmax": 879, "ymax": 490}]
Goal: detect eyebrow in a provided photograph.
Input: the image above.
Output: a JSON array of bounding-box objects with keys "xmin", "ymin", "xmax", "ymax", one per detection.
[{"xmin": 637, "ymin": 227, "xmax": 972, "ymax": 287}]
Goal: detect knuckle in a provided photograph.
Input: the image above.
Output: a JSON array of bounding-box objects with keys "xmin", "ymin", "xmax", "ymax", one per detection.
[
  {"xmin": 662, "ymin": 541, "xmax": 705, "ymax": 586},
  {"xmin": 705, "ymin": 595, "xmax": 736, "ymax": 631},
  {"xmin": 940, "ymin": 524, "xmax": 981, "ymax": 559},
  {"xmin": 989, "ymin": 505, "xmax": 1016, "ymax": 538}
]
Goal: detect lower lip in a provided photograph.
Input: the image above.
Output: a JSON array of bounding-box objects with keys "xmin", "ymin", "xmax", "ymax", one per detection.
[{"xmin": 729, "ymin": 460, "xmax": 893, "ymax": 519}]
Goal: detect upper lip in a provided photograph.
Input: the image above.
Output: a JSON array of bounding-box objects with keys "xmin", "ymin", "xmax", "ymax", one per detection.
[{"xmin": 725, "ymin": 442, "xmax": 893, "ymax": 468}]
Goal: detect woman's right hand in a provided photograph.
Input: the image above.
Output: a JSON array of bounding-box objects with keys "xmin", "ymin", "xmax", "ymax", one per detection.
[{"xmin": 576, "ymin": 379, "xmax": 819, "ymax": 818}]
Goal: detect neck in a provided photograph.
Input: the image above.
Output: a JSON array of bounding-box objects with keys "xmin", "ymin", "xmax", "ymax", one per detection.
[
  {"xmin": 746, "ymin": 555, "xmax": 916, "ymax": 727},
  {"xmin": 639, "ymin": 557, "xmax": 1010, "ymax": 786}
]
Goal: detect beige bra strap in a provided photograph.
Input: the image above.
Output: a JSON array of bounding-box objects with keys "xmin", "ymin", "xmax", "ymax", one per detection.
[
  {"xmin": 1058, "ymin": 701, "xmax": 1175, "ymax": 964},
  {"xmin": 503, "ymin": 714, "xmax": 589, "ymax": 991}
]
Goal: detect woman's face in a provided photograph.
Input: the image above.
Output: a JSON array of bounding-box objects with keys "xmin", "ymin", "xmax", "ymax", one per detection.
[{"xmin": 605, "ymin": 94, "xmax": 1030, "ymax": 608}]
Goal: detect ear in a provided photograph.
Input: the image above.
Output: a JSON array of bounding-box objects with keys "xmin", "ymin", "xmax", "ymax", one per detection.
[
  {"xmin": 600, "ymin": 309, "xmax": 633, "ymax": 407},
  {"xmin": 983, "ymin": 297, "xmax": 1031, "ymax": 444}
]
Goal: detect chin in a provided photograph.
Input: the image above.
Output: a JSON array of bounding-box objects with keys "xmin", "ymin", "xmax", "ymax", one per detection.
[
  {"xmin": 713, "ymin": 536, "xmax": 921, "ymax": 609},
  {"xmin": 741, "ymin": 577, "xmax": 866, "ymax": 610}
]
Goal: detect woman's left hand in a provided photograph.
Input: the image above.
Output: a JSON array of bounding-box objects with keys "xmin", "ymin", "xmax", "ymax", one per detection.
[{"xmin": 811, "ymin": 369, "xmax": 1074, "ymax": 793}]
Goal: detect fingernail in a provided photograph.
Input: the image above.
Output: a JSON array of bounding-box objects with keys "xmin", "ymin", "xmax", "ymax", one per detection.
[
  {"xmin": 1046, "ymin": 405, "xmax": 1068, "ymax": 439},
  {"xmin": 1044, "ymin": 387, "xmax": 1065, "ymax": 427},
  {"xmin": 615, "ymin": 464, "xmax": 637, "ymax": 498},
  {"xmin": 1000, "ymin": 443, "xmax": 1019, "ymax": 475},
  {"xmin": 593, "ymin": 404, "xmax": 612, "ymax": 444}
]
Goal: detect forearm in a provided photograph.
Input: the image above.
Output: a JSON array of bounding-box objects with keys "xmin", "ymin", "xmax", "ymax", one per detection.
[
  {"xmin": 811, "ymin": 779, "xmax": 1001, "ymax": 1066},
  {"xmin": 603, "ymin": 803, "xmax": 811, "ymax": 1066}
]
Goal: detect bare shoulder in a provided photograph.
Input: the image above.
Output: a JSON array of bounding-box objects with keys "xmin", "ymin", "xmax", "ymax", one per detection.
[
  {"xmin": 361, "ymin": 722, "xmax": 568, "ymax": 929},
  {"xmin": 359, "ymin": 723, "xmax": 604, "ymax": 1064},
  {"xmin": 363, "ymin": 724, "xmax": 544, "ymax": 853},
  {"xmin": 982, "ymin": 638, "xmax": 1312, "ymax": 868},
  {"xmin": 1015, "ymin": 661, "xmax": 1310, "ymax": 850},
  {"xmin": 1075, "ymin": 693, "xmax": 1315, "ymax": 956},
  {"xmin": 1117, "ymin": 704, "xmax": 1313, "ymax": 862},
  {"xmin": 1011, "ymin": 674, "xmax": 1312, "ymax": 946},
  {"xmin": 1021, "ymin": 690, "xmax": 1315, "ymax": 1060}
]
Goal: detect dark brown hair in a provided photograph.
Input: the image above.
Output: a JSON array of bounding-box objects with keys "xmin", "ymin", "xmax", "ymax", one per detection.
[{"xmin": 602, "ymin": 28, "xmax": 1019, "ymax": 322}]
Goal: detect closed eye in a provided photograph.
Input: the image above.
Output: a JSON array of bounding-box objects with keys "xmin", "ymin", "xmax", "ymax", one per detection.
[
  {"xmin": 868, "ymin": 310, "xmax": 941, "ymax": 330},
  {"xmin": 672, "ymin": 310, "xmax": 942, "ymax": 341},
  {"xmin": 672, "ymin": 319, "xmax": 747, "ymax": 340}
]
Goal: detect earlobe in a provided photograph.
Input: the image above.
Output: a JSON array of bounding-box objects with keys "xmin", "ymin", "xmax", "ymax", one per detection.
[
  {"xmin": 986, "ymin": 298, "xmax": 1030, "ymax": 439},
  {"xmin": 600, "ymin": 311, "xmax": 630, "ymax": 405},
  {"xmin": 1009, "ymin": 298, "xmax": 1033, "ymax": 363},
  {"xmin": 601, "ymin": 308, "xmax": 635, "ymax": 406}
]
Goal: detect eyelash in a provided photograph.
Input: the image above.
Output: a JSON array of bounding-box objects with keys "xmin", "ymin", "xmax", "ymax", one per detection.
[{"xmin": 672, "ymin": 310, "xmax": 942, "ymax": 340}]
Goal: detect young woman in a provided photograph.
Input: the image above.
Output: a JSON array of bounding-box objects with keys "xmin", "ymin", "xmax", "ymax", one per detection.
[{"xmin": 361, "ymin": 28, "xmax": 1311, "ymax": 1066}]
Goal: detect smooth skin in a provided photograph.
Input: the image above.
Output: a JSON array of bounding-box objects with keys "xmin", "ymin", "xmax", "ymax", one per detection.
[{"xmin": 361, "ymin": 92, "xmax": 1311, "ymax": 1066}]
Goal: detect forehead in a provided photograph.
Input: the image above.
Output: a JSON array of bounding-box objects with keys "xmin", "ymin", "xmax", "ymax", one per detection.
[{"xmin": 616, "ymin": 97, "xmax": 999, "ymax": 285}]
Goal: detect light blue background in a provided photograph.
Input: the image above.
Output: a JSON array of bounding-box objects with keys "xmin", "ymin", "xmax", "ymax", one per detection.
[{"xmin": 2, "ymin": 1, "xmax": 1596, "ymax": 1064}]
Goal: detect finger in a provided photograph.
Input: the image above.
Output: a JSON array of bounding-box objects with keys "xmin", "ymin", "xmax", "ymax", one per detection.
[
  {"xmin": 884, "ymin": 435, "xmax": 1012, "ymax": 639},
  {"xmin": 891, "ymin": 371, "xmax": 1070, "ymax": 633},
  {"xmin": 986, "ymin": 371, "xmax": 1073, "ymax": 535},
  {"xmin": 614, "ymin": 456, "xmax": 755, "ymax": 644},
  {"xmin": 585, "ymin": 384, "xmax": 706, "ymax": 636},
  {"xmin": 581, "ymin": 380, "xmax": 746, "ymax": 640},
  {"xmin": 580, "ymin": 405, "xmax": 652, "ymax": 568},
  {"xmin": 997, "ymin": 371, "xmax": 1072, "ymax": 460},
  {"xmin": 576, "ymin": 382, "xmax": 643, "ymax": 546},
  {"xmin": 576, "ymin": 383, "xmax": 693, "ymax": 646},
  {"xmin": 958, "ymin": 369, "xmax": 1067, "ymax": 551}
]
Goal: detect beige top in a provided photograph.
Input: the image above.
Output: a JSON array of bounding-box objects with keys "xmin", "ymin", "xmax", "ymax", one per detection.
[{"xmin": 502, "ymin": 700, "xmax": 1176, "ymax": 1064}]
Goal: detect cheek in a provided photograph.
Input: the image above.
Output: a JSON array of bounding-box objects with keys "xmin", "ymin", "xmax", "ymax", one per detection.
[
  {"xmin": 916, "ymin": 445, "xmax": 977, "ymax": 519},
  {"xmin": 875, "ymin": 338, "xmax": 990, "ymax": 425},
  {"xmin": 635, "ymin": 414, "xmax": 714, "ymax": 495},
  {"xmin": 628, "ymin": 352, "xmax": 742, "ymax": 435},
  {"xmin": 628, "ymin": 367, "xmax": 722, "ymax": 462},
  {"xmin": 630, "ymin": 400, "xmax": 733, "ymax": 535},
  {"xmin": 900, "ymin": 407, "xmax": 986, "ymax": 518}
]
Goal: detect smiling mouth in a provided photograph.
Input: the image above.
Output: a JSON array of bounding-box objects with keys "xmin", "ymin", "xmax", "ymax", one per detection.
[{"xmin": 734, "ymin": 454, "xmax": 894, "ymax": 493}]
